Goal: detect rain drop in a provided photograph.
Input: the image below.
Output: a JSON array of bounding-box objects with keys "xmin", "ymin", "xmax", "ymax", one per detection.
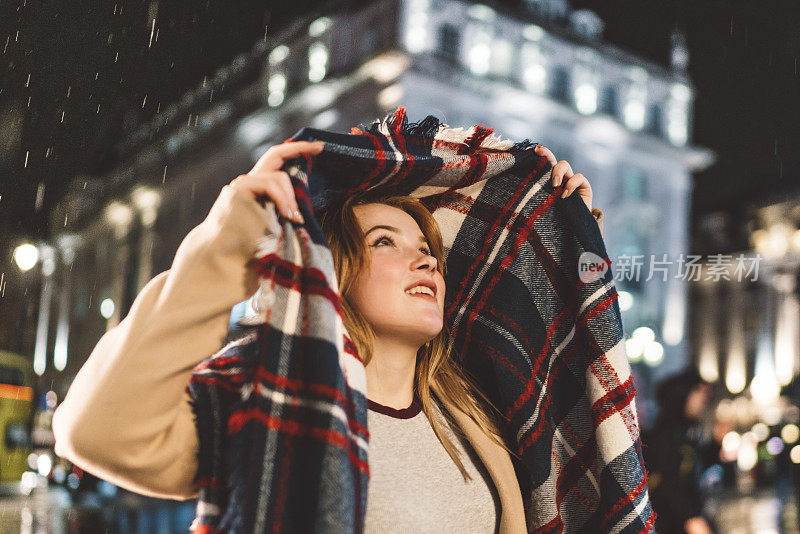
[
  {"xmin": 25, "ymin": 73, "xmax": 30, "ymax": 87},
  {"xmin": 162, "ymin": 165, "xmax": 167, "ymax": 184},
  {"xmin": 148, "ymin": 19, "xmax": 156, "ymax": 48},
  {"xmin": 60, "ymin": 111, "xmax": 65, "ymax": 123},
  {"xmin": 24, "ymin": 150, "xmax": 29, "ymax": 168},
  {"xmin": 3, "ymin": 35, "xmax": 8, "ymax": 53},
  {"xmin": 66, "ymin": 85, "xmax": 71, "ymax": 98},
  {"xmin": 35, "ymin": 182, "xmax": 44, "ymax": 212},
  {"xmin": 142, "ymin": 94, "xmax": 147, "ymax": 108},
  {"xmin": 115, "ymin": 51, "xmax": 119, "ymax": 62}
]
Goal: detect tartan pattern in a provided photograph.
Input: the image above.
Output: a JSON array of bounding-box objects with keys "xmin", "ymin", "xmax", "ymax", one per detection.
[{"xmin": 186, "ymin": 106, "xmax": 655, "ymax": 533}]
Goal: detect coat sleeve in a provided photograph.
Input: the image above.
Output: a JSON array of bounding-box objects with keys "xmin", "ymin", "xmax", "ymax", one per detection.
[{"xmin": 52, "ymin": 185, "xmax": 272, "ymax": 500}]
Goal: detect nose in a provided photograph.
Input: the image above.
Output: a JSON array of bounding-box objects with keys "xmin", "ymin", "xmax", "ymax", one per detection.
[{"xmin": 412, "ymin": 251, "xmax": 438, "ymax": 272}]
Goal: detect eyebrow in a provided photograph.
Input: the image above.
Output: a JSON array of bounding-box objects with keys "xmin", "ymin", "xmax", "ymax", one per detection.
[{"xmin": 365, "ymin": 225, "xmax": 428, "ymax": 244}]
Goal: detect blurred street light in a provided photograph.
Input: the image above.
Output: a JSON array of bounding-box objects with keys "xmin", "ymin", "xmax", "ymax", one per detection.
[{"xmin": 13, "ymin": 242, "xmax": 39, "ymax": 271}]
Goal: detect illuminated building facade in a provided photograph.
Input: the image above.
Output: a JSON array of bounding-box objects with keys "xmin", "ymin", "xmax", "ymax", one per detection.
[{"xmin": 39, "ymin": 0, "xmax": 712, "ymax": 418}]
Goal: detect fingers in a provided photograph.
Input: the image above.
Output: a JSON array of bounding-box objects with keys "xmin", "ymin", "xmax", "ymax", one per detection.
[
  {"xmin": 249, "ymin": 140, "xmax": 325, "ymax": 176},
  {"xmin": 534, "ymin": 145, "xmax": 593, "ymax": 209},
  {"xmin": 534, "ymin": 146, "xmax": 573, "ymax": 187},
  {"xmin": 534, "ymin": 144, "xmax": 557, "ymax": 166},
  {"xmin": 231, "ymin": 171, "xmax": 304, "ymax": 223},
  {"xmin": 231, "ymin": 140, "xmax": 325, "ymax": 224},
  {"xmin": 560, "ymin": 173, "xmax": 588, "ymax": 198},
  {"xmin": 551, "ymin": 160, "xmax": 573, "ymax": 187}
]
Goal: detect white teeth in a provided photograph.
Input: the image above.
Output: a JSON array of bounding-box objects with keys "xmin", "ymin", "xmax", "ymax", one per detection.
[{"xmin": 406, "ymin": 286, "xmax": 434, "ymax": 296}]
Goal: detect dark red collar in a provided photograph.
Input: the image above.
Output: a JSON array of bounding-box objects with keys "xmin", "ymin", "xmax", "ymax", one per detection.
[{"xmin": 368, "ymin": 393, "xmax": 422, "ymax": 419}]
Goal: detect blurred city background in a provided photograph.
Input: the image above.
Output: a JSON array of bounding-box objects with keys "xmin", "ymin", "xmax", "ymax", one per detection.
[{"xmin": 1, "ymin": 0, "xmax": 799, "ymax": 531}]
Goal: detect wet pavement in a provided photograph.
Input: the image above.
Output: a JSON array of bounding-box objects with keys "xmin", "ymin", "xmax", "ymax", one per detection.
[
  {"xmin": 0, "ymin": 486, "xmax": 196, "ymax": 534},
  {"xmin": 0, "ymin": 485, "xmax": 798, "ymax": 533}
]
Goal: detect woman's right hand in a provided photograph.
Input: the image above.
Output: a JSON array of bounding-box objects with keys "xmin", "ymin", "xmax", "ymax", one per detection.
[{"xmin": 229, "ymin": 140, "xmax": 325, "ymax": 224}]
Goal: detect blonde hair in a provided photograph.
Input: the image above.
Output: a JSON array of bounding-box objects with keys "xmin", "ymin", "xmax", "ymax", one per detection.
[{"xmin": 318, "ymin": 192, "xmax": 515, "ymax": 479}]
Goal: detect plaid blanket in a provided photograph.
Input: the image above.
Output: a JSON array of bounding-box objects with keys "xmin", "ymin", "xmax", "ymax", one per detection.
[{"xmin": 186, "ymin": 106, "xmax": 655, "ymax": 533}]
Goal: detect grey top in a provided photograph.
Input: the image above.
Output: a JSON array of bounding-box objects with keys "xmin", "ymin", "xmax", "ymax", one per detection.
[{"xmin": 363, "ymin": 396, "xmax": 500, "ymax": 533}]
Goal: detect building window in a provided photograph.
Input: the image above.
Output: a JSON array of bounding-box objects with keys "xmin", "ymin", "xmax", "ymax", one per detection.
[
  {"xmin": 438, "ymin": 24, "xmax": 460, "ymax": 62},
  {"xmin": 599, "ymin": 84, "xmax": 618, "ymax": 117},
  {"xmin": 621, "ymin": 166, "xmax": 647, "ymax": 200},
  {"xmin": 549, "ymin": 65, "xmax": 570, "ymax": 103},
  {"xmin": 646, "ymin": 102, "xmax": 663, "ymax": 137}
]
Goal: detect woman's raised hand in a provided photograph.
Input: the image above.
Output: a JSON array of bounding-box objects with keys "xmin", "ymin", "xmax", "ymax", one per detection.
[
  {"xmin": 229, "ymin": 140, "xmax": 326, "ymax": 224},
  {"xmin": 535, "ymin": 145, "xmax": 593, "ymax": 212}
]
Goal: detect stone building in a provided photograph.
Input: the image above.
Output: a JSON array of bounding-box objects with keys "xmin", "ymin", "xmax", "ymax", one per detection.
[{"xmin": 35, "ymin": 0, "xmax": 713, "ymax": 419}]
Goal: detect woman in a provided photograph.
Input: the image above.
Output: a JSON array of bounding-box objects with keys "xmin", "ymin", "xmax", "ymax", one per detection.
[{"xmin": 52, "ymin": 137, "xmax": 599, "ymax": 532}]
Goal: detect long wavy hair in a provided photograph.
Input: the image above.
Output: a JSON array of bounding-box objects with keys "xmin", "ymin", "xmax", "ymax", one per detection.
[{"xmin": 317, "ymin": 191, "xmax": 514, "ymax": 479}]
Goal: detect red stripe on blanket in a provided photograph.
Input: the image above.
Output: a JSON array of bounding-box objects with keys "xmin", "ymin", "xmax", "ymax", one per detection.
[
  {"xmin": 591, "ymin": 375, "xmax": 637, "ymax": 427},
  {"xmin": 254, "ymin": 254, "xmax": 343, "ymax": 312},
  {"xmin": 598, "ymin": 468, "xmax": 651, "ymax": 530},
  {"xmin": 353, "ymin": 130, "xmax": 388, "ymax": 192},
  {"xmin": 226, "ymin": 407, "xmax": 369, "ymax": 474},
  {"xmin": 458, "ymin": 125, "xmax": 493, "ymax": 155},
  {"xmin": 254, "ymin": 367, "xmax": 369, "ymax": 439}
]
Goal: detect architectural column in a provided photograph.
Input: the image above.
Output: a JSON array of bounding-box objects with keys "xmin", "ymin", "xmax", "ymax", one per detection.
[
  {"xmin": 33, "ymin": 244, "xmax": 56, "ymax": 377},
  {"xmin": 103, "ymin": 200, "xmax": 134, "ymax": 330},
  {"xmin": 697, "ymin": 279, "xmax": 719, "ymax": 383},
  {"xmin": 52, "ymin": 234, "xmax": 82, "ymax": 373},
  {"xmin": 725, "ymin": 279, "xmax": 747, "ymax": 394},
  {"xmin": 773, "ymin": 273, "xmax": 799, "ymax": 387},
  {"xmin": 132, "ymin": 186, "xmax": 162, "ymax": 294}
]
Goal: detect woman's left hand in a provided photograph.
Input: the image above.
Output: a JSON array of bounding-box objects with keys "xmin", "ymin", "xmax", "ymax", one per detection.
[{"xmin": 535, "ymin": 145, "xmax": 593, "ymax": 212}]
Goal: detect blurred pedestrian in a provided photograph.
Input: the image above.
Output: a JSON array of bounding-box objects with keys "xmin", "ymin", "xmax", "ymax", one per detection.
[{"xmin": 643, "ymin": 369, "xmax": 717, "ymax": 534}]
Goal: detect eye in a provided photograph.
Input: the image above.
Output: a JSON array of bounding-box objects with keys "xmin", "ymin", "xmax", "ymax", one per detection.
[
  {"xmin": 373, "ymin": 235, "xmax": 395, "ymax": 247},
  {"xmin": 420, "ymin": 246, "xmax": 432, "ymax": 256}
]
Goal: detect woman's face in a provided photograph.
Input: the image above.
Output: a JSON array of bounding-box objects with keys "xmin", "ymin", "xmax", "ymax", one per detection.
[{"xmin": 350, "ymin": 203, "xmax": 446, "ymax": 347}]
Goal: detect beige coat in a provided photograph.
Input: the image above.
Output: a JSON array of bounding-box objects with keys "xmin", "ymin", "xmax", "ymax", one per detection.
[{"xmin": 53, "ymin": 185, "xmax": 603, "ymax": 534}]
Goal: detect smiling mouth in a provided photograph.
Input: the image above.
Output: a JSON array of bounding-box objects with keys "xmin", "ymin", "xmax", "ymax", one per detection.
[{"xmin": 405, "ymin": 284, "xmax": 436, "ymax": 298}]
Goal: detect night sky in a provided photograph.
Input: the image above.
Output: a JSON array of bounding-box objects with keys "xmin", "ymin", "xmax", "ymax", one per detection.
[{"xmin": 2, "ymin": 0, "xmax": 799, "ymax": 254}]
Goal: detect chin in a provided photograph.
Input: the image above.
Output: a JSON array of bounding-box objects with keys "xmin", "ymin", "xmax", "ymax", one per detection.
[{"xmin": 420, "ymin": 321, "xmax": 445, "ymax": 343}]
